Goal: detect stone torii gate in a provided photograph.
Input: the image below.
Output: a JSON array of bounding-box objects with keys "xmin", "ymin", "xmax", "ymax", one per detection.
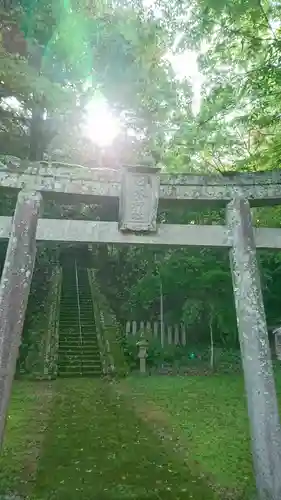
[{"xmin": 1, "ymin": 161, "xmax": 281, "ymax": 499}]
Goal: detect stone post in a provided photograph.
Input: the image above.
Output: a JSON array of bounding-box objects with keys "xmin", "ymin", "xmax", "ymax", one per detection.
[
  {"xmin": 0, "ymin": 190, "xmax": 42, "ymax": 448},
  {"xmin": 227, "ymin": 197, "xmax": 281, "ymax": 500},
  {"xmin": 137, "ymin": 338, "xmax": 148, "ymax": 374},
  {"xmin": 273, "ymin": 328, "xmax": 281, "ymax": 361}
]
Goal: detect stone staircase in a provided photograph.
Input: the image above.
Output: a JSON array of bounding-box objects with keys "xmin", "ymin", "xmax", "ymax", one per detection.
[{"xmin": 58, "ymin": 263, "xmax": 102, "ymax": 378}]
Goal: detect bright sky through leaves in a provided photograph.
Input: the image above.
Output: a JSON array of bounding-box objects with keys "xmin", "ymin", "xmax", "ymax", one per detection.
[{"xmin": 84, "ymin": 51, "xmax": 201, "ymax": 146}]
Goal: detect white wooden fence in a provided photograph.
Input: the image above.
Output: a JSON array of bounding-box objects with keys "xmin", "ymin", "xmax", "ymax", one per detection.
[{"xmin": 125, "ymin": 320, "xmax": 187, "ymax": 346}]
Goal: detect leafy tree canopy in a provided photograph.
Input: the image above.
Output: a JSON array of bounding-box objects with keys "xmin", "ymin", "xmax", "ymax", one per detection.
[{"xmin": 2, "ymin": 0, "xmax": 281, "ymax": 349}]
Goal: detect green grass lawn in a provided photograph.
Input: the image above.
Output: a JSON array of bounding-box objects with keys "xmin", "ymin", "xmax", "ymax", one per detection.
[
  {"xmin": 0, "ymin": 378, "xmax": 218, "ymax": 500},
  {"xmin": 0, "ymin": 381, "xmax": 53, "ymax": 496},
  {"xmin": 1, "ymin": 374, "xmax": 281, "ymax": 499},
  {"xmin": 121, "ymin": 373, "xmax": 281, "ymax": 499},
  {"xmin": 121, "ymin": 375, "xmax": 254, "ymax": 499}
]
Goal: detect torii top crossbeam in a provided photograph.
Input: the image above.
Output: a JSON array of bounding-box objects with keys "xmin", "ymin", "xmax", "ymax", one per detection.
[
  {"xmin": 0, "ymin": 161, "xmax": 281, "ymax": 206},
  {"xmin": 0, "ymin": 160, "xmax": 281, "ymax": 249}
]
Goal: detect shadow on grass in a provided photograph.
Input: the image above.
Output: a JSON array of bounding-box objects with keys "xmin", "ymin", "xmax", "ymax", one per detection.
[
  {"xmin": 33, "ymin": 379, "xmax": 217, "ymax": 500},
  {"xmin": 0, "ymin": 381, "xmax": 53, "ymax": 497},
  {"xmin": 122, "ymin": 375, "xmax": 258, "ymax": 500}
]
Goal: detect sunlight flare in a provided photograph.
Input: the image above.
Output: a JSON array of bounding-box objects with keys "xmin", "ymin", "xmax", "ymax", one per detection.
[{"xmin": 83, "ymin": 98, "xmax": 121, "ymax": 147}]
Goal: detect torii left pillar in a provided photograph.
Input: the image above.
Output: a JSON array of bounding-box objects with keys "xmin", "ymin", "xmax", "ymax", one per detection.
[{"xmin": 0, "ymin": 190, "xmax": 42, "ymax": 448}]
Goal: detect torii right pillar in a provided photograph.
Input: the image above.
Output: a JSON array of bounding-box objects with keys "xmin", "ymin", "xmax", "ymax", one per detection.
[{"xmin": 227, "ymin": 197, "xmax": 281, "ymax": 500}]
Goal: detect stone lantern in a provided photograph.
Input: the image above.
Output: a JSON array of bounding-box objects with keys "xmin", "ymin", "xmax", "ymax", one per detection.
[
  {"xmin": 137, "ymin": 337, "xmax": 149, "ymax": 374},
  {"xmin": 119, "ymin": 164, "xmax": 160, "ymax": 233}
]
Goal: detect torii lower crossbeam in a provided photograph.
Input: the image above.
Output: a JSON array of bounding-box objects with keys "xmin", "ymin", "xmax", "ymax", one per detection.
[{"xmin": 0, "ymin": 217, "xmax": 281, "ymax": 249}]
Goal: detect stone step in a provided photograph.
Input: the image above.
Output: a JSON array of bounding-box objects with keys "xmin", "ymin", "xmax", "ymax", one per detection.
[
  {"xmin": 58, "ymin": 265, "xmax": 102, "ymax": 378},
  {"xmin": 58, "ymin": 354, "xmax": 100, "ymax": 361},
  {"xmin": 59, "ymin": 344, "xmax": 99, "ymax": 348},
  {"xmin": 59, "ymin": 343, "xmax": 99, "ymax": 349},
  {"xmin": 59, "ymin": 337, "xmax": 98, "ymax": 342},
  {"xmin": 59, "ymin": 349, "xmax": 99, "ymax": 355},
  {"xmin": 59, "ymin": 328, "xmax": 96, "ymax": 333},
  {"xmin": 58, "ymin": 350, "xmax": 100, "ymax": 356},
  {"xmin": 58, "ymin": 360, "xmax": 100, "ymax": 368},
  {"xmin": 58, "ymin": 371, "xmax": 101, "ymax": 377},
  {"xmin": 59, "ymin": 318, "xmax": 95, "ymax": 323},
  {"xmin": 81, "ymin": 363, "xmax": 102, "ymax": 370},
  {"xmin": 60, "ymin": 325, "xmax": 96, "ymax": 328},
  {"xmin": 59, "ymin": 351, "xmax": 100, "ymax": 356},
  {"xmin": 59, "ymin": 342, "xmax": 99, "ymax": 346},
  {"xmin": 81, "ymin": 372, "xmax": 101, "ymax": 377},
  {"xmin": 58, "ymin": 342, "xmax": 99, "ymax": 348},
  {"xmin": 59, "ymin": 338, "xmax": 98, "ymax": 344},
  {"xmin": 59, "ymin": 352, "xmax": 99, "ymax": 357},
  {"xmin": 58, "ymin": 372, "xmax": 101, "ymax": 378},
  {"xmin": 58, "ymin": 365, "xmax": 101, "ymax": 374},
  {"xmin": 59, "ymin": 327, "xmax": 96, "ymax": 332},
  {"xmin": 57, "ymin": 334, "xmax": 98, "ymax": 345},
  {"xmin": 59, "ymin": 361, "xmax": 101, "ymax": 369}
]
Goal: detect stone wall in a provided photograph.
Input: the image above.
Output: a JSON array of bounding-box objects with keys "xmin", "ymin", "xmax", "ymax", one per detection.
[
  {"xmin": 24, "ymin": 266, "xmax": 62, "ymax": 379},
  {"xmin": 88, "ymin": 269, "xmax": 129, "ymax": 377}
]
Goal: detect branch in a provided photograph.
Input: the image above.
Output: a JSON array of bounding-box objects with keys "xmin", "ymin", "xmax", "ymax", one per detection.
[{"xmin": 257, "ymin": 0, "xmax": 275, "ymax": 37}]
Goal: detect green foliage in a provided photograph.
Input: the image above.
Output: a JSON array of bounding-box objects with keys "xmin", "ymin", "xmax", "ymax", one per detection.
[
  {"xmin": 172, "ymin": 0, "xmax": 281, "ymax": 171},
  {"xmin": 0, "ymin": 0, "xmax": 183, "ymax": 163},
  {"xmin": 122, "ymin": 330, "xmax": 242, "ymax": 374},
  {"xmin": 123, "ymin": 332, "xmax": 189, "ymax": 370},
  {"xmin": 3, "ymin": 0, "xmax": 281, "ymax": 169},
  {"xmin": 96, "ymin": 240, "xmax": 239, "ymax": 349},
  {"xmin": 95, "ymin": 228, "xmax": 281, "ymax": 351}
]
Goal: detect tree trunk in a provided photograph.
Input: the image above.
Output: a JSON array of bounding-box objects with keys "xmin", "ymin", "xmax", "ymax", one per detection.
[
  {"xmin": 29, "ymin": 103, "xmax": 44, "ymax": 161},
  {"xmin": 28, "ymin": 42, "xmax": 44, "ymax": 162},
  {"xmin": 209, "ymin": 310, "xmax": 214, "ymax": 371},
  {"xmin": 160, "ymin": 277, "xmax": 164, "ymax": 348}
]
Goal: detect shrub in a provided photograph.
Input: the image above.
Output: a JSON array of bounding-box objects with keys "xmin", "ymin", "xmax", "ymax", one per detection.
[{"xmin": 123, "ymin": 333, "xmax": 242, "ymax": 374}]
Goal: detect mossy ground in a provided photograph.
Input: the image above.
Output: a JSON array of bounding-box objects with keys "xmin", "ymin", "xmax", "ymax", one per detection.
[{"xmin": 1, "ymin": 374, "xmax": 281, "ymax": 499}]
